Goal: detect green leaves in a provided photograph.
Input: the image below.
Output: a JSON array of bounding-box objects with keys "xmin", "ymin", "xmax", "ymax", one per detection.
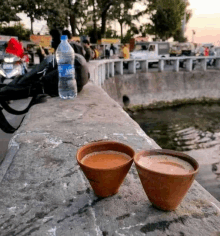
[
  {"xmin": 145, "ymin": 0, "xmax": 191, "ymax": 41},
  {"xmin": 0, "ymin": 0, "xmax": 19, "ymax": 23},
  {"xmin": 0, "ymin": 23, "xmax": 31, "ymax": 40}
]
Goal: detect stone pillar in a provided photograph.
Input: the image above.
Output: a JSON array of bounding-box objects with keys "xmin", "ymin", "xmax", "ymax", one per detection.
[
  {"xmin": 115, "ymin": 61, "xmax": 123, "ymax": 75},
  {"xmin": 128, "ymin": 60, "xmax": 136, "ymax": 74},
  {"xmin": 98, "ymin": 65, "xmax": 102, "ymax": 86},
  {"xmin": 140, "ymin": 60, "xmax": 148, "ymax": 72},
  {"xmin": 101, "ymin": 64, "xmax": 105, "ymax": 84},
  {"xmin": 173, "ymin": 59, "xmax": 179, "ymax": 72},
  {"xmin": 109, "ymin": 62, "xmax": 114, "ymax": 77},
  {"xmin": 215, "ymin": 58, "xmax": 220, "ymax": 69},
  {"xmin": 158, "ymin": 59, "xmax": 164, "ymax": 72},
  {"xmin": 185, "ymin": 58, "xmax": 193, "ymax": 71},
  {"xmin": 105, "ymin": 63, "xmax": 110, "ymax": 79},
  {"xmin": 200, "ymin": 58, "xmax": 207, "ymax": 71}
]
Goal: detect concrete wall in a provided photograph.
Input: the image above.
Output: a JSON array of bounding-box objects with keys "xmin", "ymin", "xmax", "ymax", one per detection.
[
  {"xmin": 102, "ymin": 70, "xmax": 220, "ymax": 107},
  {"xmin": 1, "ymin": 62, "xmax": 220, "ymax": 235}
]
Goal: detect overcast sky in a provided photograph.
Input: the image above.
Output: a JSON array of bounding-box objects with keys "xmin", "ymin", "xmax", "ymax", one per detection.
[{"xmin": 18, "ymin": 0, "xmax": 220, "ymax": 45}]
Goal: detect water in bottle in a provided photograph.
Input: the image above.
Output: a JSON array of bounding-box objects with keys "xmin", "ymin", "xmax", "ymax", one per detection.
[{"xmin": 56, "ymin": 35, "xmax": 77, "ymax": 99}]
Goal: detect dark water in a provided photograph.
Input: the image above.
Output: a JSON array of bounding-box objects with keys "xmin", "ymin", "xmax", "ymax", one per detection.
[{"xmin": 130, "ymin": 103, "xmax": 220, "ymax": 201}]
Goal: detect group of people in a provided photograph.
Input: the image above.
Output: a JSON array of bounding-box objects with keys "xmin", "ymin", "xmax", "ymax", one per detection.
[
  {"xmin": 32, "ymin": 29, "xmax": 131, "ymax": 63},
  {"xmin": 200, "ymin": 45, "xmax": 216, "ymax": 57}
]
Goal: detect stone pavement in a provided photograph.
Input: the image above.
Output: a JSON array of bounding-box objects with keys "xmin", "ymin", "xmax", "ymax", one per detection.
[{"xmin": 0, "ymin": 83, "xmax": 220, "ymax": 235}]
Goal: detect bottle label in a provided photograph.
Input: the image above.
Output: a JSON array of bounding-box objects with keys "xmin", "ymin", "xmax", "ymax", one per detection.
[{"xmin": 58, "ymin": 64, "xmax": 75, "ymax": 78}]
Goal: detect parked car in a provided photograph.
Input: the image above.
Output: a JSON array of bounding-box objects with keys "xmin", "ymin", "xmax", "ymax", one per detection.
[{"xmin": 130, "ymin": 42, "xmax": 170, "ymax": 69}]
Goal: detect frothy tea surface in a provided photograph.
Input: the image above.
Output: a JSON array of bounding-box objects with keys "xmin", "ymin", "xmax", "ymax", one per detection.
[
  {"xmin": 81, "ymin": 151, "xmax": 131, "ymax": 169},
  {"xmin": 137, "ymin": 154, "xmax": 194, "ymax": 175}
]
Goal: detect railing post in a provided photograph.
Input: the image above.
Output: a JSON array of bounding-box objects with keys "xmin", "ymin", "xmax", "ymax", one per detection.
[
  {"xmin": 158, "ymin": 59, "xmax": 164, "ymax": 72},
  {"xmin": 215, "ymin": 58, "xmax": 220, "ymax": 69},
  {"xmin": 109, "ymin": 62, "xmax": 114, "ymax": 77},
  {"xmin": 185, "ymin": 58, "xmax": 193, "ymax": 71},
  {"xmin": 115, "ymin": 61, "xmax": 123, "ymax": 75},
  {"xmin": 105, "ymin": 63, "xmax": 110, "ymax": 79},
  {"xmin": 101, "ymin": 64, "xmax": 105, "ymax": 84},
  {"xmin": 200, "ymin": 58, "xmax": 207, "ymax": 71},
  {"xmin": 93, "ymin": 64, "xmax": 97, "ymax": 83},
  {"xmin": 128, "ymin": 60, "xmax": 136, "ymax": 74},
  {"xmin": 140, "ymin": 60, "xmax": 148, "ymax": 72},
  {"xmin": 173, "ymin": 59, "xmax": 179, "ymax": 72},
  {"xmin": 98, "ymin": 65, "xmax": 102, "ymax": 86}
]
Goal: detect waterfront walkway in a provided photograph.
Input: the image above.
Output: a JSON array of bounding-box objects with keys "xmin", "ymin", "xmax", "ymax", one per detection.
[{"xmin": 0, "ymin": 83, "xmax": 220, "ymax": 235}]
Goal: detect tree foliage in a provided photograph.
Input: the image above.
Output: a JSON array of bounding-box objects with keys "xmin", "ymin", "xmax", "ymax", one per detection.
[
  {"xmin": 0, "ymin": 23, "xmax": 31, "ymax": 40},
  {"xmin": 146, "ymin": 0, "xmax": 191, "ymax": 41},
  {"xmin": 16, "ymin": 0, "xmax": 47, "ymax": 34},
  {"xmin": 0, "ymin": 0, "xmax": 19, "ymax": 23},
  {"xmin": 108, "ymin": 0, "xmax": 134, "ymax": 40},
  {"xmin": 42, "ymin": 0, "xmax": 70, "ymax": 31},
  {"xmin": 0, "ymin": 0, "xmax": 193, "ymax": 43}
]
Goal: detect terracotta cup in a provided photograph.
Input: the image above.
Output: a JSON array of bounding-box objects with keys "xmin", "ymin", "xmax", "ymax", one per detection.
[
  {"xmin": 76, "ymin": 140, "xmax": 135, "ymax": 197},
  {"xmin": 134, "ymin": 149, "xmax": 199, "ymax": 211}
]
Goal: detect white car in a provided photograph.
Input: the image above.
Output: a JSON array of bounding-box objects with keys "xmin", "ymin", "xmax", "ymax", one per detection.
[{"xmin": 130, "ymin": 42, "xmax": 170, "ymax": 68}]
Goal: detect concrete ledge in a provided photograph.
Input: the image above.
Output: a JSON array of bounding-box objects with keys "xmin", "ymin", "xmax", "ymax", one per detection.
[
  {"xmin": 0, "ymin": 83, "xmax": 220, "ymax": 235},
  {"xmin": 102, "ymin": 71, "xmax": 220, "ymax": 107}
]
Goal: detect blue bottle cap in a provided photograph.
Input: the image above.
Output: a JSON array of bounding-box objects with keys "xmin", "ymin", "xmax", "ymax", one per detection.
[{"xmin": 61, "ymin": 35, "xmax": 68, "ymax": 40}]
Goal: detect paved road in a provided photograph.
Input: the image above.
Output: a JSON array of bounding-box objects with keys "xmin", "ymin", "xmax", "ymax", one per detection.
[{"xmin": 0, "ymin": 98, "xmax": 31, "ymax": 163}]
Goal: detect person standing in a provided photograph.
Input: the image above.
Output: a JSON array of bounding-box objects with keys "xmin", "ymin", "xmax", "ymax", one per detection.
[
  {"xmin": 105, "ymin": 45, "xmax": 110, "ymax": 59},
  {"xmin": 110, "ymin": 43, "xmax": 116, "ymax": 55},
  {"xmin": 82, "ymin": 39, "xmax": 92, "ymax": 62},
  {"xmin": 62, "ymin": 30, "xmax": 84, "ymax": 56},
  {"xmin": 50, "ymin": 29, "xmax": 61, "ymax": 51},
  {"xmin": 208, "ymin": 46, "xmax": 216, "ymax": 66},
  {"xmin": 204, "ymin": 47, "xmax": 209, "ymax": 56},
  {"xmin": 36, "ymin": 45, "xmax": 46, "ymax": 63},
  {"xmin": 121, "ymin": 43, "xmax": 130, "ymax": 59},
  {"xmin": 120, "ymin": 43, "xmax": 130, "ymax": 69}
]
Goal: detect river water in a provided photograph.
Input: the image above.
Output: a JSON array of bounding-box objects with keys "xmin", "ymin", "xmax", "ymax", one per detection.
[{"xmin": 130, "ymin": 103, "xmax": 220, "ymax": 201}]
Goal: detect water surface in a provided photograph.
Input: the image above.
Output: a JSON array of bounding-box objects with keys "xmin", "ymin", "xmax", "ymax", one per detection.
[{"xmin": 131, "ymin": 103, "xmax": 220, "ymax": 201}]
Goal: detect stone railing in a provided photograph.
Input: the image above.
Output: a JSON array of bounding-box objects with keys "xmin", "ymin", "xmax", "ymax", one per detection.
[
  {"xmin": 89, "ymin": 56, "xmax": 220, "ymax": 86},
  {"xmin": 0, "ymin": 58, "xmax": 220, "ymax": 235}
]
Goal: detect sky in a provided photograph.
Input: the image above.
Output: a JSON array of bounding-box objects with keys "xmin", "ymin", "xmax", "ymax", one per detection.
[
  {"xmin": 185, "ymin": 0, "xmax": 220, "ymax": 45},
  {"xmin": 17, "ymin": 0, "xmax": 220, "ymax": 45}
]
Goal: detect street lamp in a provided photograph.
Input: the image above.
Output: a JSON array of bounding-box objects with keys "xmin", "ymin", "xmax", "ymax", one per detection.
[
  {"xmin": 182, "ymin": 0, "xmax": 187, "ymax": 39},
  {"xmin": 192, "ymin": 30, "xmax": 196, "ymax": 43}
]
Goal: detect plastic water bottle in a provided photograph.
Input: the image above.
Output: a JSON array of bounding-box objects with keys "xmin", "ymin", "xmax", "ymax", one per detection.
[{"xmin": 56, "ymin": 35, "xmax": 77, "ymax": 99}]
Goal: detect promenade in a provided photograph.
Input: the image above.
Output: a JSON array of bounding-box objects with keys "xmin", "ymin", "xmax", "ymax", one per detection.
[{"xmin": 0, "ymin": 81, "xmax": 220, "ymax": 235}]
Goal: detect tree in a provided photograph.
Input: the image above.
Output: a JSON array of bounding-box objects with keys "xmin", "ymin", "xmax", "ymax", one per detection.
[
  {"xmin": 67, "ymin": 0, "xmax": 93, "ymax": 36},
  {"xmin": 108, "ymin": 0, "xmax": 135, "ymax": 40},
  {"xmin": 0, "ymin": 23, "xmax": 31, "ymax": 40},
  {"xmin": 173, "ymin": 6, "xmax": 192, "ymax": 42},
  {"xmin": 43, "ymin": 0, "xmax": 70, "ymax": 31},
  {"xmin": 96, "ymin": 0, "xmax": 114, "ymax": 37},
  {"xmin": 95, "ymin": 0, "xmax": 144, "ymax": 40},
  {"xmin": 44, "ymin": 0, "xmax": 93, "ymax": 36},
  {"xmin": 0, "ymin": 0, "xmax": 19, "ymax": 24},
  {"xmin": 145, "ymin": 0, "xmax": 190, "ymax": 41},
  {"xmin": 16, "ymin": 0, "xmax": 46, "ymax": 34},
  {"xmin": 122, "ymin": 24, "xmax": 139, "ymax": 43}
]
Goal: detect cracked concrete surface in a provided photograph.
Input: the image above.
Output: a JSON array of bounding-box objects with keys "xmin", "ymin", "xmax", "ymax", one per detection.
[{"xmin": 0, "ymin": 82, "xmax": 220, "ymax": 235}]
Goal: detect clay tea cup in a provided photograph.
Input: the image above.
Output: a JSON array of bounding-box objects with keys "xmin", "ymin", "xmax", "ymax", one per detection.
[
  {"xmin": 76, "ymin": 140, "xmax": 135, "ymax": 197},
  {"xmin": 134, "ymin": 149, "xmax": 199, "ymax": 211}
]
